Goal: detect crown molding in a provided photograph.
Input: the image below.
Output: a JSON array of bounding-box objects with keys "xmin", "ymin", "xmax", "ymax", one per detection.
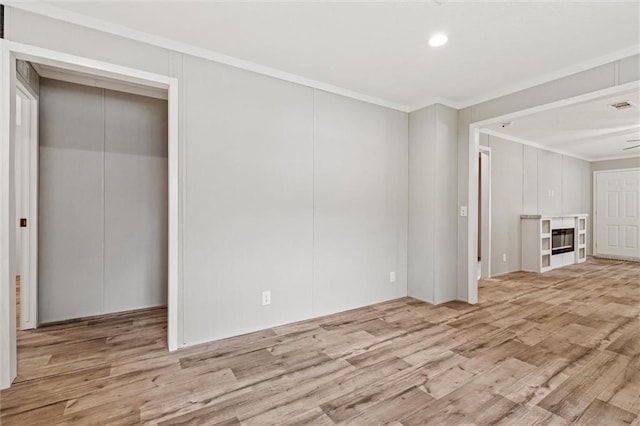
[
  {"xmin": 480, "ymin": 128, "xmax": 591, "ymax": 162},
  {"xmin": 6, "ymin": 2, "xmax": 413, "ymax": 112},
  {"xmin": 7, "ymin": 3, "xmax": 640, "ymax": 115},
  {"xmin": 482, "ymin": 128, "xmax": 640, "ymax": 162},
  {"xmin": 409, "ymin": 45, "xmax": 640, "ymax": 113},
  {"xmin": 590, "ymin": 154, "xmax": 640, "ymax": 162}
]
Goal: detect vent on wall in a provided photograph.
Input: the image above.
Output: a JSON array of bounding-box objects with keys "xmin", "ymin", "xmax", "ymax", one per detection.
[{"xmin": 609, "ymin": 101, "xmax": 635, "ymax": 110}]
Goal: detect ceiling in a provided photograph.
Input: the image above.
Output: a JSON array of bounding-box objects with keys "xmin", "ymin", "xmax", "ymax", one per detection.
[
  {"xmin": 483, "ymin": 90, "xmax": 640, "ymax": 161},
  {"xmin": 18, "ymin": 1, "xmax": 640, "ymax": 111}
]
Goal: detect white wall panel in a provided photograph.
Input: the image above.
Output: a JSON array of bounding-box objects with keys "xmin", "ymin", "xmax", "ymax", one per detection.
[
  {"xmin": 408, "ymin": 106, "xmax": 436, "ymax": 303},
  {"xmin": 488, "ymin": 136, "xmax": 523, "ymax": 276},
  {"xmin": 313, "ymin": 91, "xmax": 407, "ymax": 316},
  {"xmin": 591, "ymin": 157, "xmax": 640, "ymax": 171},
  {"xmin": 408, "ymin": 105, "xmax": 458, "ymax": 304},
  {"xmin": 434, "ymin": 105, "xmax": 458, "ymax": 303},
  {"xmin": 104, "ymin": 90, "xmax": 168, "ymax": 312},
  {"xmin": 39, "ymin": 80, "xmax": 104, "ymax": 322},
  {"xmin": 523, "ymin": 145, "xmax": 538, "ymax": 213},
  {"xmin": 538, "ymin": 150, "xmax": 563, "ymax": 215},
  {"xmin": 562, "ymin": 155, "xmax": 584, "ymax": 214},
  {"xmin": 182, "ymin": 55, "xmax": 315, "ymax": 344}
]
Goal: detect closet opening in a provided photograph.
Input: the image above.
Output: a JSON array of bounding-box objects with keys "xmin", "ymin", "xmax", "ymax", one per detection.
[
  {"xmin": 36, "ymin": 67, "xmax": 169, "ymax": 327},
  {"xmin": 1, "ymin": 42, "xmax": 179, "ymax": 389}
]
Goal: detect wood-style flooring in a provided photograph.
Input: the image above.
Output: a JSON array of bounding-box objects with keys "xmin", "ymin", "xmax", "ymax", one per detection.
[
  {"xmin": 1, "ymin": 257, "xmax": 639, "ymax": 425},
  {"xmin": 15, "ymin": 276, "xmax": 20, "ymax": 326}
]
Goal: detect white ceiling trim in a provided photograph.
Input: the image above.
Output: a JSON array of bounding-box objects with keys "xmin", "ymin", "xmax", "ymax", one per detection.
[
  {"xmin": 7, "ymin": 2, "xmax": 412, "ymax": 112},
  {"xmin": 409, "ymin": 45, "xmax": 640, "ymax": 112},
  {"xmin": 471, "ymin": 81, "xmax": 640, "ymax": 128},
  {"xmin": 549, "ymin": 126, "xmax": 640, "ymax": 148},
  {"xmin": 33, "ymin": 63, "xmax": 169, "ymax": 100},
  {"xmin": 480, "ymin": 128, "xmax": 591, "ymax": 162},
  {"xmin": 7, "ymin": 3, "xmax": 640, "ymax": 114},
  {"xmin": 590, "ymin": 154, "xmax": 640, "ymax": 162}
]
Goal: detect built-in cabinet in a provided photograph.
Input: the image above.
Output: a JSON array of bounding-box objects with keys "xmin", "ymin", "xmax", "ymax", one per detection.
[{"xmin": 521, "ymin": 214, "xmax": 587, "ymax": 273}]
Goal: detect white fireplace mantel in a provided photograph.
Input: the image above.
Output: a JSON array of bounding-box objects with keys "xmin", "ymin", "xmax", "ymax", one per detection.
[{"xmin": 521, "ymin": 214, "xmax": 588, "ymax": 273}]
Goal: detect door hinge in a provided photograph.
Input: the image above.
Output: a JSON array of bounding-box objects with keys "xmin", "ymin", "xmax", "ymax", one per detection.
[{"xmin": 20, "ymin": 218, "xmax": 27, "ymax": 228}]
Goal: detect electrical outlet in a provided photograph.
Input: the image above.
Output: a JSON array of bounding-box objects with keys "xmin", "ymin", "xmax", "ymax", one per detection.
[
  {"xmin": 262, "ymin": 290, "xmax": 271, "ymax": 306},
  {"xmin": 460, "ymin": 206, "xmax": 468, "ymax": 217},
  {"xmin": 390, "ymin": 271, "xmax": 396, "ymax": 283},
  {"xmin": 502, "ymin": 253, "xmax": 507, "ymax": 262}
]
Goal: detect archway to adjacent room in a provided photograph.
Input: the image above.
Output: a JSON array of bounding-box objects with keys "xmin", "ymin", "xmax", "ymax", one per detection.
[{"xmin": 465, "ymin": 80, "xmax": 640, "ymax": 303}]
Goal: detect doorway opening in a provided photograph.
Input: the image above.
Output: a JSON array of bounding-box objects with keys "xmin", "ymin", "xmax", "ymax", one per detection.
[
  {"xmin": 37, "ymin": 71, "xmax": 169, "ymax": 324},
  {"xmin": 1, "ymin": 41, "xmax": 180, "ymax": 390}
]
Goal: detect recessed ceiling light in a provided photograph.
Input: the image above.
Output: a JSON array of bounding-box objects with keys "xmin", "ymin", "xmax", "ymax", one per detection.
[{"xmin": 428, "ymin": 34, "xmax": 448, "ymax": 47}]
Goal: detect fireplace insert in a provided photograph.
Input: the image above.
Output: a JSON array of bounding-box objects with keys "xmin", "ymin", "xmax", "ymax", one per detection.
[{"xmin": 552, "ymin": 228, "xmax": 575, "ymax": 255}]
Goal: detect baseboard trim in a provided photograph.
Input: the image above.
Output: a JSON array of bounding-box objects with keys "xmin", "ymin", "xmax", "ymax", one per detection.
[{"xmin": 593, "ymin": 254, "xmax": 640, "ymax": 263}]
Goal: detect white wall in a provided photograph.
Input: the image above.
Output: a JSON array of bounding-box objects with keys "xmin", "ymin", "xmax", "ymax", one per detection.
[
  {"xmin": 408, "ymin": 104, "xmax": 457, "ymax": 304},
  {"xmin": 6, "ymin": 7, "xmax": 409, "ymax": 345},
  {"xmin": 456, "ymin": 54, "xmax": 640, "ymax": 300},
  {"xmin": 314, "ymin": 92, "xmax": 408, "ymax": 316},
  {"xmin": 181, "ymin": 55, "xmax": 315, "ymax": 344},
  {"xmin": 38, "ymin": 78, "xmax": 168, "ymax": 323},
  {"xmin": 480, "ymin": 134, "xmax": 591, "ymax": 276},
  {"xmin": 591, "ymin": 157, "xmax": 640, "ymax": 172}
]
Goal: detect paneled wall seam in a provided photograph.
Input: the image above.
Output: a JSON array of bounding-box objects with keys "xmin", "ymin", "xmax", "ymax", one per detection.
[
  {"xmin": 522, "ymin": 143, "xmax": 525, "ymax": 213},
  {"xmin": 101, "ymin": 88, "xmax": 106, "ymax": 313},
  {"xmin": 432, "ymin": 106, "xmax": 438, "ymax": 303},
  {"xmin": 179, "ymin": 52, "xmax": 186, "ymax": 346},
  {"xmin": 312, "ymin": 89, "xmax": 316, "ymax": 317},
  {"xmin": 561, "ymin": 156, "xmax": 565, "ymax": 214}
]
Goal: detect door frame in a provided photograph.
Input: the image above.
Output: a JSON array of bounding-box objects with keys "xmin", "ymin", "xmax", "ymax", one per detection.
[
  {"xmin": 14, "ymin": 78, "xmax": 38, "ymax": 330},
  {"xmin": 478, "ymin": 145, "xmax": 491, "ymax": 279},
  {"xmin": 593, "ymin": 167, "xmax": 640, "ymax": 258},
  {"xmin": 1, "ymin": 40, "xmax": 181, "ymax": 389}
]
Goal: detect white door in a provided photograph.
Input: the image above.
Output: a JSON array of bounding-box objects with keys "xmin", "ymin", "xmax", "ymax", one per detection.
[
  {"xmin": 15, "ymin": 83, "xmax": 38, "ymax": 330},
  {"xmin": 595, "ymin": 169, "xmax": 640, "ymax": 259}
]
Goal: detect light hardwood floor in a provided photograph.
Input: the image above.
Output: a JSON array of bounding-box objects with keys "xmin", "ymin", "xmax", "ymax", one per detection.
[
  {"xmin": 15, "ymin": 276, "xmax": 20, "ymax": 326},
  {"xmin": 1, "ymin": 257, "xmax": 639, "ymax": 425}
]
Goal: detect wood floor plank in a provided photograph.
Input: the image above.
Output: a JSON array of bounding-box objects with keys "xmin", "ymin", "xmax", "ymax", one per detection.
[
  {"xmin": 575, "ymin": 399, "xmax": 637, "ymax": 425},
  {"xmin": 538, "ymin": 350, "xmax": 632, "ymax": 422},
  {"xmin": 1, "ymin": 258, "xmax": 638, "ymax": 425}
]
